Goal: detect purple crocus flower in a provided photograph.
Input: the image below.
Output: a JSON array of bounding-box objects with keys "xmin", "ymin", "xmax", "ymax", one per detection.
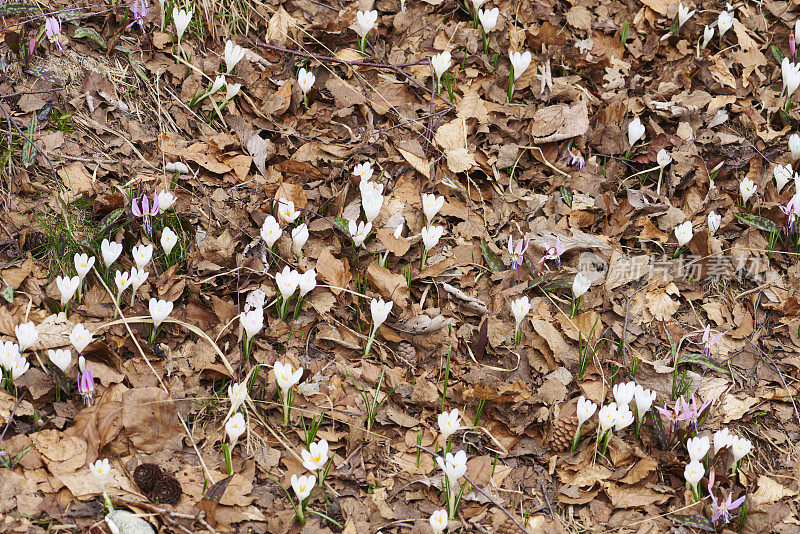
[
  {"xmin": 126, "ymin": 0, "xmax": 148, "ymax": 32},
  {"xmin": 708, "ymin": 468, "xmax": 746, "ymax": 524},
  {"xmin": 780, "ymin": 193, "xmax": 800, "ymax": 235},
  {"xmin": 131, "ymin": 192, "xmax": 159, "ymax": 234},
  {"xmin": 507, "ymin": 235, "xmax": 528, "ymax": 270},
  {"xmin": 77, "ymin": 365, "xmax": 95, "ymax": 406},
  {"xmin": 44, "ymin": 17, "xmax": 63, "ymax": 51},
  {"xmin": 567, "ymin": 148, "xmax": 586, "ymax": 169}
]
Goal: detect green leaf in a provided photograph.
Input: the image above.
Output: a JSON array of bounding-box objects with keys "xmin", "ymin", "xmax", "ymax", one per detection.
[
  {"xmin": 670, "ymin": 15, "xmax": 680, "ymax": 36},
  {"xmin": 734, "ymin": 212, "xmax": 779, "ymax": 234},
  {"xmin": 114, "ymin": 46, "xmax": 148, "ymax": 83},
  {"xmin": 668, "ymin": 514, "xmax": 715, "ymax": 532},
  {"xmin": 0, "ymin": 286, "xmax": 13, "ymax": 303},
  {"xmin": 480, "ymin": 239, "xmax": 506, "ymax": 271},
  {"xmin": 44, "ymin": 358, "xmax": 72, "ymax": 395},
  {"xmin": 560, "ymin": 185, "xmax": 573, "ymax": 208},
  {"xmin": 0, "ymin": 3, "xmax": 38, "ymax": 17},
  {"xmin": 677, "ymin": 353, "xmax": 728, "ymax": 374},
  {"xmin": 25, "ymin": 64, "xmax": 63, "ymax": 86},
  {"xmin": 333, "ymin": 217, "xmax": 350, "ymax": 234},
  {"xmin": 771, "ymin": 45, "xmax": 785, "ymax": 65},
  {"xmin": 74, "ymin": 27, "xmax": 107, "ymax": 49},
  {"xmin": 98, "ymin": 208, "xmax": 125, "ymax": 235},
  {"xmin": 651, "ymin": 408, "xmax": 669, "ymax": 448}
]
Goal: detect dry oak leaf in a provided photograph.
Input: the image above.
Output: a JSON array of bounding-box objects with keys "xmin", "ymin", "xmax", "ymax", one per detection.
[
  {"xmin": 645, "ymin": 283, "xmax": 680, "ymax": 322},
  {"xmin": 266, "ymin": 6, "xmax": 294, "ymax": 46},
  {"xmin": 58, "ymin": 162, "xmax": 94, "ymax": 195},
  {"xmin": 121, "ymin": 387, "xmax": 184, "ymax": 454},
  {"xmin": 367, "ymin": 261, "xmax": 408, "ymax": 308},
  {"xmin": 528, "ymin": 101, "xmax": 589, "ymax": 143},
  {"xmin": 750, "ymin": 476, "xmax": 797, "ymax": 507},
  {"xmin": 531, "ymin": 319, "xmax": 579, "ymax": 364},
  {"xmin": 435, "ymin": 118, "xmax": 476, "ymax": 173},
  {"xmin": 31, "ymin": 429, "xmax": 87, "ymax": 475},
  {"xmin": 605, "ymin": 482, "xmax": 671, "ymax": 508},
  {"xmin": 395, "ymin": 139, "xmax": 431, "ymax": 179},
  {"xmin": 317, "ymin": 249, "xmax": 351, "ymax": 296}
]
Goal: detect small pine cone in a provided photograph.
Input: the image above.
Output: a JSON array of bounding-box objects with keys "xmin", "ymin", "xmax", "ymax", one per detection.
[
  {"xmin": 133, "ymin": 463, "xmax": 163, "ymax": 493},
  {"xmin": 547, "ymin": 397, "xmax": 579, "ymax": 452},
  {"xmin": 151, "ymin": 476, "xmax": 182, "ymax": 505},
  {"xmin": 397, "ymin": 342, "xmax": 417, "ymax": 362},
  {"xmin": 496, "ymin": 516, "xmax": 520, "ymax": 534}
]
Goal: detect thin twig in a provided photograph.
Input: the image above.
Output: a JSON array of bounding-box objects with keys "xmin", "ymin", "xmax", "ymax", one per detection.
[
  {"xmin": 414, "ymin": 444, "xmax": 531, "ymax": 534},
  {"xmin": 0, "ymin": 390, "xmax": 26, "ymax": 442}
]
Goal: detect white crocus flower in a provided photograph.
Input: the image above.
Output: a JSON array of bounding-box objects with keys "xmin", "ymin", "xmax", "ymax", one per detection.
[
  {"xmin": 572, "ymin": 272, "xmax": 591, "ymax": 297},
  {"xmin": 114, "ymin": 270, "xmax": 131, "ymax": 293},
  {"xmin": 291, "ymin": 474, "xmax": 316, "ymax": 502},
  {"xmin": 101, "ymin": 239, "xmax": 123, "ymax": 267},
  {"xmin": 478, "ymin": 7, "xmax": 499, "ymax": 33},
  {"xmin": 209, "ymin": 75, "xmax": 226, "ymax": 95},
  {"xmin": 15, "ymin": 322, "xmax": 38, "ymax": 353},
  {"xmin": 260, "ymin": 215, "xmax": 282, "ymax": 249},
  {"xmin": 9, "ymin": 354, "xmax": 29, "ymax": 380},
  {"xmin": 362, "ymin": 188, "xmax": 384, "ymax": 223},
  {"xmin": 430, "ymin": 509, "xmax": 448, "ymax": 534},
  {"xmin": 132, "ymin": 244, "xmax": 153, "ymax": 271},
  {"xmin": 676, "ymin": 3, "xmax": 695, "ymax": 27},
  {"xmin": 717, "ymin": 10, "xmax": 733, "ymax": 38},
  {"xmin": 731, "ymin": 437, "xmax": 752, "ymax": 462},
  {"xmin": 70, "ymin": 324, "xmax": 93, "ymax": 354},
  {"xmin": 172, "ymin": 8, "xmax": 193, "ymax": 43},
  {"xmin": 708, "ymin": 211, "xmax": 721, "ymax": 236},
  {"xmin": 422, "ymin": 193, "xmax": 445, "ymax": 222},
  {"xmin": 161, "ymin": 227, "xmax": 178, "ymax": 256},
  {"xmin": 353, "ymin": 162, "xmax": 373, "ymax": 182},
  {"xmin": 775, "ymin": 164, "xmax": 793, "ymax": 193},
  {"xmin": 74, "ymin": 253, "xmax": 96, "ymax": 280},
  {"xmin": 56, "ymin": 275, "xmax": 80, "ymax": 307},
  {"xmin": 275, "ymin": 360, "xmax": 303, "ymax": 392},
  {"xmin": 301, "ymin": 439, "xmax": 329, "ymax": 472},
  {"xmin": 225, "ymin": 411, "xmax": 246, "ymax": 446},
  {"xmin": 576, "ymin": 396, "xmax": 597, "ymax": 426},
  {"xmin": 782, "ymin": 57, "xmax": 800, "ymax": 97},
  {"xmin": 612, "ymin": 381, "xmax": 636, "ymax": 407},
  {"xmin": 713, "ymin": 427, "xmax": 734, "ymax": 455},
  {"xmin": 370, "ymin": 298, "xmax": 393, "ymax": 330},
  {"xmin": 674, "ymin": 221, "xmax": 693, "ymax": 246},
  {"xmin": 149, "ymin": 298, "xmax": 173, "ymax": 330},
  {"xmin": 292, "ymin": 224, "xmax": 309, "ymax": 255},
  {"xmin": 240, "ymin": 308, "xmax": 263, "ymax": 339},
  {"xmin": 510, "ymin": 296, "xmax": 530, "ymax": 329},
  {"xmin": 597, "ymin": 403, "xmax": 618, "ymax": 434},
  {"xmin": 740, "ymin": 177, "xmax": 757, "ymax": 204},
  {"xmin": 277, "ymin": 198, "xmax": 300, "ymax": 224},
  {"xmin": 472, "ymin": 0, "xmax": 487, "ymax": 11},
  {"xmin": 157, "ymin": 190, "xmax": 176, "ymax": 210},
  {"xmin": 421, "ymin": 225, "xmax": 444, "ymax": 250},
  {"xmin": 225, "ymin": 82, "xmax": 241, "ymax": 101},
  {"xmin": 684, "ymin": 460, "xmax": 705, "ymax": 494},
  {"xmin": 628, "ymin": 117, "xmax": 645, "ymax": 147},
  {"xmin": 354, "ymin": 10, "xmax": 378, "ymax": 38},
  {"xmin": 90, "ymin": 458, "xmax": 111, "ymax": 486},
  {"xmin": 228, "ymin": 381, "xmax": 247, "ymax": 412},
  {"xmin": 349, "ymin": 219, "xmax": 372, "ymax": 247},
  {"xmin": 634, "ymin": 385, "xmax": 656, "ymax": 419},
  {"xmin": 701, "ymin": 24, "xmax": 714, "ymax": 48},
  {"xmin": 297, "ymin": 68, "xmax": 315, "ymax": 95},
  {"xmin": 298, "ymin": 269, "xmax": 317, "ymax": 297},
  {"xmin": 789, "ymin": 133, "xmax": 800, "ymax": 161},
  {"xmin": 48, "ymin": 348, "xmax": 71, "ymax": 373},
  {"xmin": 656, "ymin": 149, "xmax": 672, "ymax": 168},
  {"xmin": 509, "ymin": 50, "xmax": 532, "ymax": 81},
  {"xmin": 431, "ymin": 51, "xmax": 452, "ymax": 87},
  {"xmin": 224, "ymin": 40, "xmax": 245, "ymax": 73},
  {"xmin": 276, "ymin": 266, "xmax": 300, "ymax": 301},
  {"xmin": 438, "ymin": 409, "xmax": 461, "ymax": 442},
  {"xmin": 614, "ymin": 406, "xmax": 634, "ymax": 431},
  {"xmin": 129, "ymin": 267, "xmax": 149, "ymax": 295},
  {"xmin": 436, "ymin": 450, "xmax": 467, "ymax": 482},
  {"xmin": 687, "ymin": 436, "xmax": 710, "ymax": 463},
  {"xmin": 707, "ymin": 108, "xmax": 728, "ymax": 128}
]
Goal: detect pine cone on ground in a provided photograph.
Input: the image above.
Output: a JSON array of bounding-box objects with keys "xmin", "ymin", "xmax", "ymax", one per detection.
[
  {"xmin": 152, "ymin": 476, "xmax": 182, "ymax": 505},
  {"xmin": 397, "ymin": 342, "xmax": 417, "ymax": 363},
  {"xmin": 496, "ymin": 516, "xmax": 522, "ymax": 534},
  {"xmin": 547, "ymin": 397, "xmax": 579, "ymax": 452},
  {"xmin": 133, "ymin": 463, "xmax": 163, "ymax": 494}
]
